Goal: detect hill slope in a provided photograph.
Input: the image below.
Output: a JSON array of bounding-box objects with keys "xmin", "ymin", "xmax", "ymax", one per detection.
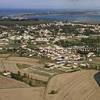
[{"xmin": 45, "ymin": 70, "xmax": 100, "ymax": 100}]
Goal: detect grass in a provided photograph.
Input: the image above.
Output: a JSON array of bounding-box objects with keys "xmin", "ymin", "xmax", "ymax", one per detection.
[
  {"xmin": 0, "ymin": 20, "xmax": 50, "ymax": 26},
  {"xmin": 88, "ymin": 57, "xmax": 100, "ymax": 65},
  {"xmin": 30, "ymin": 68, "xmax": 52, "ymax": 77},
  {"xmin": 87, "ymin": 57, "xmax": 100, "ymax": 70},
  {"xmin": 11, "ymin": 72, "xmax": 47, "ymax": 87},
  {"xmin": 92, "ymin": 57, "xmax": 100, "ymax": 64},
  {"xmin": 17, "ymin": 64, "xmax": 31, "ymax": 69}
]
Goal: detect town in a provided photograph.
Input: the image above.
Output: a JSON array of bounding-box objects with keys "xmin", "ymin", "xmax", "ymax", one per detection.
[{"xmin": 0, "ymin": 21, "xmax": 100, "ymax": 71}]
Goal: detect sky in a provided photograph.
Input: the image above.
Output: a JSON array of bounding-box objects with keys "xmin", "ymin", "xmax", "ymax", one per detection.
[{"xmin": 0, "ymin": 0, "xmax": 100, "ymax": 9}]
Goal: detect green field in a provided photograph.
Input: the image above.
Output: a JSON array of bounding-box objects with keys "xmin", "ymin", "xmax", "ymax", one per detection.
[{"xmin": 0, "ymin": 20, "xmax": 50, "ymax": 26}]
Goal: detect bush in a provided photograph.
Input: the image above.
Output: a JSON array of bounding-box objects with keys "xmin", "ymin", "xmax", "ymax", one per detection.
[{"xmin": 49, "ymin": 90, "xmax": 58, "ymax": 94}]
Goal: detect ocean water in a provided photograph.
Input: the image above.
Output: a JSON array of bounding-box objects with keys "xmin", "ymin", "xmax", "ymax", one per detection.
[
  {"xmin": 0, "ymin": 9, "xmax": 100, "ymax": 23},
  {"xmin": 0, "ymin": 9, "xmax": 41, "ymax": 16}
]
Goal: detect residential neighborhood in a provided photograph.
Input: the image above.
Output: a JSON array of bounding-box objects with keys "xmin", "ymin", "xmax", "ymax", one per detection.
[{"xmin": 0, "ymin": 21, "xmax": 100, "ymax": 71}]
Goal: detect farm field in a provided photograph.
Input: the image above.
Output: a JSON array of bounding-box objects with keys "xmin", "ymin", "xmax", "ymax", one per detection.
[
  {"xmin": 0, "ymin": 56, "xmax": 50, "ymax": 82},
  {"xmin": 0, "ymin": 87, "xmax": 45, "ymax": 100},
  {"xmin": 0, "ymin": 74, "xmax": 45, "ymax": 100},
  {"xmin": 89, "ymin": 57, "xmax": 100, "ymax": 65},
  {"xmin": 87, "ymin": 57, "xmax": 100, "ymax": 69},
  {"xmin": 0, "ymin": 54, "xmax": 99, "ymax": 100},
  {"xmin": 0, "ymin": 75, "xmax": 30, "ymax": 89},
  {"xmin": 0, "ymin": 66, "xmax": 99, "ymax": 100},
  {"xmin": 0, "ymin": 55, "xmax": 66, "ymax": 82},
  {"xmin": 45, "ymin": 70, "xmax": 100, "ymax": 100}
]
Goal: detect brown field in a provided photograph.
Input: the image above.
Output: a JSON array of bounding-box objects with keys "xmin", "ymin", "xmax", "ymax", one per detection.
[
  {"xmin": 0, "ymin": 70, "xmax": 99, "ymax": 100},
  {"xmin": 0, "ymin": 54, "xmax": 99, "ymax": 100},
  {"xmin": 0, "ymin": 75, "xmax": 45, "ymax": 100},
  {"xmin": 20, "ymin": 70, "xmax": 49, "ymax": 82},
  {"xmin": 45, "ymin": 70, "xmax": 100, "ymax": 100},
  {"xmin": 0, "ymin": 87, "xmax": 45, "ymax": 100},
  {"xmin": 0, "ymin": 54, "xmax": 10, "ymax": 58},
  {"xmin": 0, "ymin": 75, "xmax": 30, "ymax": 89},
  {"xmin": 0, "ymin": 56, "xmax": 44, "ymax": 68},
  {"xmin": 89, "ymin": 57, "xmax": 100, "ymax": 65},
  {"xmin": 7, "ymin": 57, "xmax": 38, "ymax": 62},
  {"xmin": 0, "ymin": 56, "xmax": 49, "ymax": 82}
]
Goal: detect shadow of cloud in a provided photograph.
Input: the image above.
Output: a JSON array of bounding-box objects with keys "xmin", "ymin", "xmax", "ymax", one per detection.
[{"xmin": 94, "ymin": 72, "xmax": 100, "ymax": 87}]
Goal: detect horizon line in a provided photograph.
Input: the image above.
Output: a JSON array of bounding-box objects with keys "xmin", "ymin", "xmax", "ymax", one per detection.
[{"xmin": 0, "ymin": 8, "xmax": 100, "ymax": 11}]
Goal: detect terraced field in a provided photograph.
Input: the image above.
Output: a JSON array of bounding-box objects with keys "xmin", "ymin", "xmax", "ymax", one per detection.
[
  {"xmin": 6, "ymin": 57, "xmax": 39, "ymax": 65},
  {"xmin": 2, "ymin": 60, "xmax": 18, "ymax": 72},
  {"xmin": 0, "ymin": 56, "xmax": 49, "ymax": 82},
  {"xmin": 45, "ymin": 70, "xmax": 100, "ymax": 100}
]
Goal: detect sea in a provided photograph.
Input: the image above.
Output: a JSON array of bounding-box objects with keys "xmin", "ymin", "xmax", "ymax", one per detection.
[{"xmin": 0, "ymin": 9, "xmax": 100, "ymax": 23}]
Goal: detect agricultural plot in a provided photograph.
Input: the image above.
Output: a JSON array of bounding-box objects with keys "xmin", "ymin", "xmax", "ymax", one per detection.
[
  {"xmin": 0, "ymin": 54, "xmax": 10, "ymax": 58},
  {"xmin": 0, "ymin": 75, "xmax": 30, "ymax": 89},
  {"xmin": 20, "ymin": 70, "xmax": 49, "ymax": 82},
  {"xmin": 7, "ymin": 57, "xmax": 39, "ymax": 64},
  {"xmin": 0, "ymin": 55, "xmax": 99, "ymax": 100},
  {"xmin": 17, "ymin": 64, "xmax": 31, "ymax": 69},
  {"xmin": 0, "ymin": 60, "xmax": 4, "ymax": 72},
  {"xmin": 0, "ymin": 56, "xmax": 50, "ymax": 82},
  {"xmin": 88, "ymin": 57, "xmax": 100, "ymax": 69},
  {"xmin": 7, "ymin": 57, "xmax": 44, "ymax": 67},
  {"xmin": 89, "ymin": 57, "xmax": 100, "ymax": 65},
  {"xmin": 45, "ymin": 70, "xmax": 100, "ymax": 100},
  {"xmin": 2, "ymin": 60, "xmax": 19, "ymax": 72},
  {"xmin": 0, "ymin": 87, "xmax": 45, "ymax": 100}
]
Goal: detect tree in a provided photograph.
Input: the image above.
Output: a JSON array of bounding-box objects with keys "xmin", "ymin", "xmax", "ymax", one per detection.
[
  {"xmin": 29, "ymin": 80, "xmax": 33, "ymax": 86},
  {"xmin": 23, "ymin": 73, "xmax": 27, "ymax": 78},
  {"xmin": 18, "ymin": 71, "xmax": 21, "ymax": 76}
]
